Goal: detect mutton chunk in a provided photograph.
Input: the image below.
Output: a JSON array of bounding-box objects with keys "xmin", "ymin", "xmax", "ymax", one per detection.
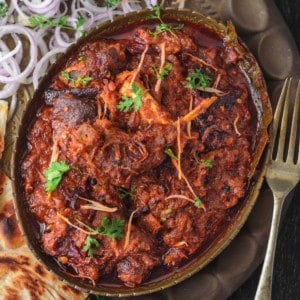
[
  {"xmin": 81, "ymin": 40, "xmax": 128, "ymax": 79},
  {"xmin": 95, "ymin": 123, "xmax": 176, "ymax": 188},
  {"xmin": 44, "ymin": 88, "xmax": 99, "ymax": 105},
  {"xmin": 52, "ymin": 93, "xmax": 96, "ymax": 126}
]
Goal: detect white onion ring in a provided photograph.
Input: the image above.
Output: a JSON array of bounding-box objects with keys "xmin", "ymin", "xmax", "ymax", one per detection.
[
  {"xmin": 71, "ymin": 8, "xmax": 94, "ymax": 30},
  {"xmin": 0, "ymin": 40, "xmax": 22, "ymax": 64},
  {"xmin": 32, "ymin": 47, "xmax": 65, "ymax": 89},
  {"xmin": 22, "ymin": 0, "xmax": 62, "ymax": 17},
  {"xmin": 0, "ymin": 25, "xmax": 37, "ymax": 83},
  {"xmin": 53, "ymin": 27, "xmax": 73, "ymax": 48}
]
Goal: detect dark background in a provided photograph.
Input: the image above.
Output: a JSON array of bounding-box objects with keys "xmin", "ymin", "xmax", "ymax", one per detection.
[{"xmin": 230, "ymin": 0, "xmax": 300, "ymax": 299}]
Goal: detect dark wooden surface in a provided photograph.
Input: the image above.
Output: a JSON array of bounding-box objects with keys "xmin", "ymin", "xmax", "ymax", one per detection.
[{"xmin": 230, "ymin": 1, "xmax": 300, "ymax": 299}]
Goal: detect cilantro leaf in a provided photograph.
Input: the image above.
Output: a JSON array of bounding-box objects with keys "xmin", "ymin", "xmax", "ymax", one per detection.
[
  {"xmin": 78, "ymin": 55, "xmax": 86, "ymax": 62},
  {"xmin": 44, "ymin": 161, "xmax": 71, "ymax": 193},
  {"xmin": 147, "ymin": 5, "xmax": 162, "ymax": 20},
  {"xmin": 164, "ymin": 147, "xmax": 178, "ymax": 160},
  {"xmin": 83, "ymin": 235, "xmax": 100, "ymax": 258},
  {"xmin": 79, "ymin": 76, "xmax": 92, "ymax": 86},
  {"xmin": 57, "ymin": 16, "xmax": 68, "ymax": 28},
  {"xmin": 117, "ymin": 185, "xmax": 136, "ymax": 200},
  {"xmin": 147, "ymin": 5, "xmax": 184, "ymax": 37},
  {"xmin": 29, "ymin": 15, "xmax": 49, "ymax": 28},
  {"xmin": 60, "ymin": 71, "xmax": 92, "ymax": 87},
  {"xmin": 61, "ymin": 70, "xmax": 71, "ymax": 81},
  {"xmin": 75, "ymin": 16, "xmax": 85, "ymax": 29},
  {"xmin": 194, "ymin": 196, "xmax": 202, "ymax": 208},
  {"xmin": 201, "ymin": 159, "xmax": 213, "ymax": 168},
  {"xmin": 151, "ymin": 63, "xmax": 172, "ymax": 80},
  {"xmin": 194, "ymin": 153, "xmax": 213, "ymax": 168},
  {"xmin": 186, "ymin": 69, "xmax": 212, "ymax": 90},
  {"xmin": 117, "ymin": 82, "xmax": 143, "ymax": 113},
  {"xmin": 28, "ymin": 14, "xmax": 85, "ymax": 35},
  {"xmin": 106, "ymin": 0, "xmax": 120, "ymax": 8},
  {"xmin": 100, "ymin": 217, "xmax": 124, "ymax": 240},
  {"xmin": 0, "ymin": 2, "xmax": 8, "ymax": 19}
]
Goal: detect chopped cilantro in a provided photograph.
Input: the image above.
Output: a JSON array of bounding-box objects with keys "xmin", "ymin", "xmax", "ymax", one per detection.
[
  {"xmin": 164, "ymin": 147, "xmax": 178, "ymax": 161},
  {"xmin": 28, "ymin": 15, "xmax": 85, "ymax": 35},
  {"xmin": 118, "ymin": 185, "xmax": 136, "ymax": 200},
  {"xmin": 201, "ymin": 159, "xmax": 213, "ymax": 168},
  {"xmin": 78, "ymin": 76, "xmax": 92, "ymax": 86},
  {"xmin": 151, "ymin": 63, "xmax": 172, "ymax": 80},
  {"xmin": 83, "ymin": 235, "xmax": 100, "ymax": 258},
  {"xmin": 105, "ymin": 0, "xmax": 120, "ymax": 8},
  {"xmin": 77, "ymin": 217, "xmax": 125, "ymax": 257},
  {"xmin": 194, "ymin": 196, "xmax": 202, "ymax": 208},
  {"xmin": 147, "ymin": 5, "xmax": 184, "ymax": 37},
  {"xmin": 60, "ymin": 70, "xmax": 92, "ymax": 86},
  {"xmin": 186, "ymin": 69, "xmax": 212, "ymax": 90},
  {"xmin": 0, "ymin": 2, "xmax": 8, "ymax": 19},
  {"xmin": 78, "ymin": 55, "xmax": 86, "ymax": 62},
  {"xmin": 44, "ymin": 161, "xmax": 71, "ymax": 193},
  {"xmin": 117, "ymin": 82, "xmax": 143, "ymax": 112}
]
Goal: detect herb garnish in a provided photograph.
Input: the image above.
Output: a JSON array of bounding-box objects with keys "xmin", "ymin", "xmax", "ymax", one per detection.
[
  {"xmin": 44, "ymin": 161, "xmax": 71, "ymax": 193},
  {"xmin": 0, "ymin": 2, "xmax": 8, "ymax": 19},
  {"xmin": 151, "ymin": 63, "xmax": 172, "ymax": 80},
  {"xmin": 79, "ymin": 217, "xmax": 125, "ymax": 257},
  {"xmin": 194, "ymin": 154, "xmax": 213, "ymax": 168},
  {"xmin": 118, "ymin": 185, "xmax": 136, "ymax": 200},
  {"xmin": 201, "ymin": 159, "xmax": 213, "ymax": 168},
  {"xmin": 106, "ymin": 0, "xmax": 120, "ymax": 8},
  {"xmin": 165, "ymin": 208, "xmax": 172, "ymax": 214},
  {"xmin": 164, "ymin": 147, "xmax": 178, "ymax": 161},
  {"xmin": 29, "ymin": 15, "xmax": 86, "ymax": 35},
  {"xmin": 186, "ymin": 69, "xmax": 212, "ymax": 90},
  {"xmin": 60, "ymin": 70, "xmax": 92, "ymax": 86},
  {"xmin": 78, "ymin": 55, "xmax": 86, "ymax": 62},
  {"xmin": 161, "ymin": 208, "xmax": 172, "ymax": 222},
  {"xmin": 147, "ymin": 5, "xmax": 184, "ymax": 37},
  {"xmin": 194, "ymin": 196, "xmax": 202, "ymax": 208},
  {"xmin": 117, "ymin": 82, "xmax": 143, "ymax": 112},
  {"xmin": 83, "ymin": 236, "xmax": 100, "ymax": 258},
  {"xmin": 78, "ymin": 75, "xmax": 92, "ymax": 85}
]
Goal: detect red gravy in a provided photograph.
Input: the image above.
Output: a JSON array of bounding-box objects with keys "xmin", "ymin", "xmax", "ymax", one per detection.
[{"xmin": 21, "ymin": 19, "xmax": 259, "ymax": 287}]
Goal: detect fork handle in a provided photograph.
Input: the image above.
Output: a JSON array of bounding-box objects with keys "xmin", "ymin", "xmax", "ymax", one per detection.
[{"xmin": 254, "ymin": 193, "xmax": 286, "ymax": 300}]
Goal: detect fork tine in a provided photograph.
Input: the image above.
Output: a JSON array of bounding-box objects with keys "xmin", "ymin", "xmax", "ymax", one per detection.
[
  {"xmin": 275, "ymin": 78, "xmax": 292, "ymax": 161},
  {"xmin": 271, "ymin": 79, "xmax": 288, "ymax": 152},
  {"xmin": 287, "ymin": 79, "xmax": 300, "ymax": 164}
]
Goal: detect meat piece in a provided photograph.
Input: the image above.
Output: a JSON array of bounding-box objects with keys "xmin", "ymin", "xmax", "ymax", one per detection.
[
  {"xmin": 134, "ymin": 27, "xmax": 197, "ymax": 55},
  {"xmin": 117, "ymin": 226, "xmax": 160, "ymax": 287},
  {"xmin": 81, "ymin": 40, "xmax": 128, "ymax": 79},
  {"xmin": 95, "ymin": 124, "xmax": 176, "ymax": 188},
  {"xmin": 117, "ymin": 253, "xmax": 158, "ymax": 287},
  {"xmin": 44, "ymin": 88, "xmax": 99, "ymax": 105},
  {"xmin": 52, "ymin": 93, "xmax": 96, "ymax": 126}
]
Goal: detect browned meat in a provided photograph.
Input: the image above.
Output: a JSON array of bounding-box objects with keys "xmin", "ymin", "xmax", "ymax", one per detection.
[{"xmin": 52, "ymin": 93, "xmax": 96, "ymax": 126}]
